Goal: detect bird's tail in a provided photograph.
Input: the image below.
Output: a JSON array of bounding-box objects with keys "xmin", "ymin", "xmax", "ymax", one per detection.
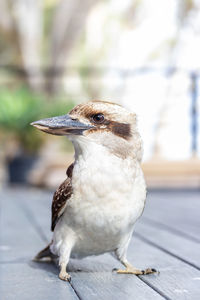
[{"xmin": 33, "ymin": 242, "xmax": 57, "ymax": 261}]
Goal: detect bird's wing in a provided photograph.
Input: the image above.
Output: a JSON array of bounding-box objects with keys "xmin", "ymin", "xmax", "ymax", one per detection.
[{"xmin": 51, "ymin": 163, "xmax": 74, "ymax": 231}]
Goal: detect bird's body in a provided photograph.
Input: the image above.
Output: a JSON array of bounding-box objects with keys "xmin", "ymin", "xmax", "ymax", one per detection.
[
  {"xmin": 32, "ymin": 100, "xmax": 156, "ymax": 281},
  {"xmin": 51, "ymin": 141, "xmax": 146, "ymax": 259}
]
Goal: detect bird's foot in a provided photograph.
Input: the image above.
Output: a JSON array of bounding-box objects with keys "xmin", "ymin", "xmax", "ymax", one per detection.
[
  {"xmin": 59, "ymin": 271, "xmax": 71, "ymax": 282},
  {"xmin": 116, "ymin": 267, "xmax": 157, "ymax": 275}
]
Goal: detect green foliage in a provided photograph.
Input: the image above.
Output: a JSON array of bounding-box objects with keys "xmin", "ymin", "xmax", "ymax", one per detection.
[{"xmin": 0, "ymin": 86, "xmax": 74, "ymax": 153}]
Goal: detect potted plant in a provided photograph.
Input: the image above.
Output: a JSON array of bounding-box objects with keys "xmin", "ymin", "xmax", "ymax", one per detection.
[{"xmin": 0, "ymin": 86, "xmax": 74, "ymax": 184}]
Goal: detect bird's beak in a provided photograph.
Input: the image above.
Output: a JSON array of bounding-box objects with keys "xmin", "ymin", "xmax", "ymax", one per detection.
[{"xmin": 31, "ymin": 114, "xmax": 93, "ymax": 136}]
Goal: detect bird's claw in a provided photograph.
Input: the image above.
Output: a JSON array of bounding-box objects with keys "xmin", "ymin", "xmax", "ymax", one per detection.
[
  {"xmin": 141, "ymin": 268, "xmax": 159, "ymax": 275},
  {"xmin": 59, "ymin": 272, "xmax": 71, "ymax": 282},
  {"xmin": 112, "ymin": 268, "xmax": 118, "ymax": 272}
]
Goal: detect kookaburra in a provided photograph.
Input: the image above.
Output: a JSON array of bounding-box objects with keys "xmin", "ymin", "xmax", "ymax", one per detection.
[{"xmin": 31, "ymin": 100, "xmax": 156, "ymax": 281}]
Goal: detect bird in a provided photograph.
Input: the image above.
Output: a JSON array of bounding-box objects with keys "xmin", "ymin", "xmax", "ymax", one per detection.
[{"xmin": 31, "ymin": 100, "xmax": 157, "ymax": 281}]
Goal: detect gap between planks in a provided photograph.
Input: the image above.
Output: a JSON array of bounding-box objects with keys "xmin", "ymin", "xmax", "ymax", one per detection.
[
  {"xmin": 142, "ymin": 216, "xmax": 200, "ymax": 244},
  {"xmin": 138, "ymin": 277, "xmax": 172, "ymax": 300},
  {"xmin": 134, "ymin": 232, "xmax": 200, "ymax": 271}
]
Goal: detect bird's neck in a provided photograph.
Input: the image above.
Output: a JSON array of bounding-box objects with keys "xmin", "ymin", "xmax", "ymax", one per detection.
[
  {"xmin": 71, "ymin": 137, "xmax": 139, "ymax": 178},
  {"xmin": 71, "ymin": 137, "xmax": 143, "ymax": 204},
  {"xmin": 71, "ymin": 133, "xmax": 142, "ymax": 162},
  {"xmin": 72, "ymin": 137, "xmax": 112, "ymax": 162}
]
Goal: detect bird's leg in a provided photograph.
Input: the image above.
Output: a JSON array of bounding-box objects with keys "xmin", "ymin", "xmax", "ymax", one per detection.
[
  {"xmin": 115, "ymin": 247, "xmax": 157, "ymax": 275},
  {"xmin": 59, "ymin": 260, "xmax": 71, "ymax": 282},
  {"xmin": 58, "ymin": 241, "xmax": 74, "ymax": 282}
]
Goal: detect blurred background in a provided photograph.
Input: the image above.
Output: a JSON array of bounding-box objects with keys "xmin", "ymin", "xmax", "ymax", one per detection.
[{"xmin": 0, "ymin": 0, "xmax": 200, "ymax": 189}]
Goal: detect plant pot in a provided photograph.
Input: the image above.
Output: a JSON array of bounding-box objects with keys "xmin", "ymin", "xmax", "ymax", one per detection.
[{"xmin": 7, "ymin": 154, "xmax": 37, "ymax": 184}]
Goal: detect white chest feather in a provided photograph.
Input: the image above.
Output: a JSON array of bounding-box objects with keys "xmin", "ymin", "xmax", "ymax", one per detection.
[{"xmin": 53, "ymin": 140, "xmax": 146, "ymax": 257}]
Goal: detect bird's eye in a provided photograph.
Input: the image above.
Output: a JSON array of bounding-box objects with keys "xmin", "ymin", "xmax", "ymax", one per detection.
[{"xmin": 92, "ymin": 113, "xmax": 105, "ymax": 124}]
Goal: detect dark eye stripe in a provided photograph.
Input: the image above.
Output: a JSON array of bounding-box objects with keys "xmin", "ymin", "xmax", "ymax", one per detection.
[{"xmin": 110, "ymin": 122, "xmax": 131, "ymax": 139}]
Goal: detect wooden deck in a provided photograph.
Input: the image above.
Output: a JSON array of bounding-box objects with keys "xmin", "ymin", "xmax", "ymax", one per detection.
[{"xmin": 0, "ymin": 188, "xmax": 200, "ymax": 300}]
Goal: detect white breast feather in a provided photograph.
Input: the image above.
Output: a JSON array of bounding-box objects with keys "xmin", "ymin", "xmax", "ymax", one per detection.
[{"xmin": 51, "ymin": 139, "xmax": 146, "ymax": 257}]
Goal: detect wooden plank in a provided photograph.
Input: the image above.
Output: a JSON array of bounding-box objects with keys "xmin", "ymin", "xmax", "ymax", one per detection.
[
  {"xmin": 0, "ymin": 263, "xmax": 78, "ymax": 300},
  {"xmin": 135, "ymin": 221, "xmax": 200, "ymax": 269},
  {"xmin": 143, "ymin": 190, "xmax": 200, "ymax": 241},
  {"xmin": 67, "ymin": 235, "xmax": 200, "ymax": 300},
  {"xmin": 125, "ymin": 236, "xmax": 200, "ymax": 300},
  {"xmin": 17, "ymin": 188, "xmax": 52, "ymax": 241},
  {"xmin": 142, "ymin": 216, "xmax": 200, "ymax": 244},
  {"xmin": 13, "ymin": 189, "xmax": 164, "ymax": 300},
  {"xmin": 18, "ymin": 188, "xmax": 52, "ymax": 242},
  {"xmin": 0, "ymin": 190, "xmax": 45, "ymax": 262},
  {"xmin": 15, "ymin": 188, "xmax": 200, "ymax": 300},
  {"xmin": 19, "ymin": 188, "xmax": 200, "ymax": 267},
  {"xmin": 0, "ymin": 189, "xmax": 79, "ymax": 300},
  {"xmin": 69, "ymin": 254, "xmax": 164, "ymax": 300},
  {"xmin": 71, "ymin": 272, "xmax": 163, "ymax": 300}
]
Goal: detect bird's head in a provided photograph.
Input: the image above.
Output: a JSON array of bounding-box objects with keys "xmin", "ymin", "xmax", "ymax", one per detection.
[{"xmin": 31, "ymin": 100, "xmax": 142, "ymax": 159}]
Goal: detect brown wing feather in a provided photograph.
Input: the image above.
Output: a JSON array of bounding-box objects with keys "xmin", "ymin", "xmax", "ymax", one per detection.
[{"xmin": 51, "ymin": 163, "xmax": 74, "ymax": 231}]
